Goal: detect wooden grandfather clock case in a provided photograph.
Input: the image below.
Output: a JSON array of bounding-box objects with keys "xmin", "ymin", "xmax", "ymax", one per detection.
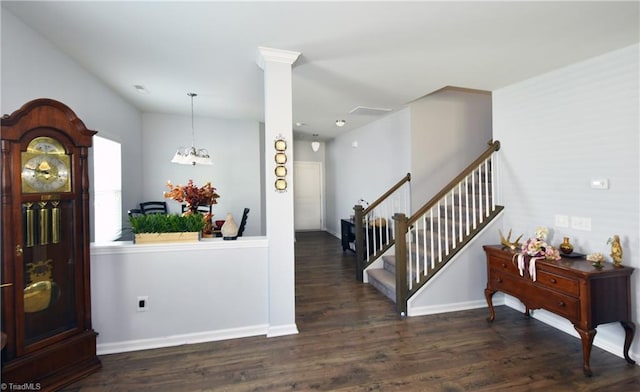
[{"xmin": 1, "ymin": 99, "xmax": 101, "ymax": 390}]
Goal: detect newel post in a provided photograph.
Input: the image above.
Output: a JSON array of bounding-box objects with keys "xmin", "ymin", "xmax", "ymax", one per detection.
[
  {"xmin": 393, "ymin": 212, "xmax": 408, "ymax": 316},
  {"xmin": 354, "ymin": 204, "xmax": 365, "ymax": 282}
]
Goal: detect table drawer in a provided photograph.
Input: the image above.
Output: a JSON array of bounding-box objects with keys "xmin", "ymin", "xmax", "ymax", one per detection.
[
  {"xmin": 488, "ymin": 268, "xmax": 530, "ymax": 298},
  {"xmin": 534, "ymin": 288, "xmax": 580, "ymax": 321},
  {"xmin": 535, "ymin": 269, "xmax": 579, "ymax": 296},
  {"xmin": 488, "ymin": 253, "xmax": 520, "ymax": 277},
  {"xmin": 489, "ymin": 269, "xmax": 580, "ymax": 321}
]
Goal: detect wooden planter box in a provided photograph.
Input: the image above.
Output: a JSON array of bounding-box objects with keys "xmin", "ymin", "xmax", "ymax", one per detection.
[{"xmin": 133, "ymin": 232, "xmax": 200, "ymax": 244}]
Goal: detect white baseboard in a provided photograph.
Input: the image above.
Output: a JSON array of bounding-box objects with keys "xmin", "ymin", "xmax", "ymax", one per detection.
[
  {"xmin": 97, "ymin": 324, "xmax": 268, "ymax": 355},
  {"xmin": 266, "ymin": 323, "xmax": 299, "ymax": 337},
  {"xmin": 408, "ymin": 299, "xmax": 489, "ymax": 317},
  {"xmin": 503, "ymin": 296, "xmax": 638, "ymax": 365},
  {"xmin": 411, "ymin": 295, "xmax": 638, "ymax": 366},
  {"xmin": 327, "ymin": 229, "xmax": 340, "ymax": 239}
]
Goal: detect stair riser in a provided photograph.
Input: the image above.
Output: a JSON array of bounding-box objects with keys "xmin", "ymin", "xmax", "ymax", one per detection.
[
  {"xmin": 368, "ymin": 278, "xmax": 395, "ymax": 302},
  {"xmin": 383, "ymin": 254, "xmax": 434, "ymax": 279},
  {"xmin": 366, "ymin": 269, "xmax": 396, "ymax": 303},
  {"xmin": 368, "ymin": 267, "xmax": 425, "ymax": 298}
]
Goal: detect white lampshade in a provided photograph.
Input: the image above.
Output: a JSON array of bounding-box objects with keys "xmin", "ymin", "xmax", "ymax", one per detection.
[
  {"xmin": 171, "ymin": 146, "xmax": 212, "ymax": 165},
  {"xmin": 311, "ymin": 141, "xmax": 320, "ymax": 152}
]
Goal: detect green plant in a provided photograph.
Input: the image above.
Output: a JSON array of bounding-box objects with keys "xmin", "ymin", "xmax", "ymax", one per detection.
[{"xmin": 129, "ymin": 213, "xmax": 205, "ymax": 234}]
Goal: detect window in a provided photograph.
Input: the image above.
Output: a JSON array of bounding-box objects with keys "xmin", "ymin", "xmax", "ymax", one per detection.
[{"xmin": 93, "ymin": 136, "xmax": 122, "ymax": 242}]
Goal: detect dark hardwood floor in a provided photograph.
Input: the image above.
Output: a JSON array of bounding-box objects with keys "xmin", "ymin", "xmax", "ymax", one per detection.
[{"xmin": 63, "ymin": 231, "xmax": 639, "ymax": 391}]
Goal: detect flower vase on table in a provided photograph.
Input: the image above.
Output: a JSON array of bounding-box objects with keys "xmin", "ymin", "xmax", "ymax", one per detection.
[
  {"xmin": 221, "ymin": 213, "xmax": 239, "ymax": 240},
  {"xmin": 514, "ymin": 227, "xmax": 561, "ymax": 281},
  {"xmin": 163, "ymin": 179, "xmax": 220, "ymax": 238},
  {"xmin": 559, "ymin": 237, "xmax": 574, "ymax": 255},
  {"xmin": 164, "ymin": 179, "xmax": 220, "ymax": 211}
]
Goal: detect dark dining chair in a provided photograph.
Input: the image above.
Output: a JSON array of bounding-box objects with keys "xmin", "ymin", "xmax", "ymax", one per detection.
[
  {"xmin": 139, "ymin": 201, "xmax": 168, "ymax": 215},
  {"xmin": 237, "ymin": 208, "xmax": 250, "ymax": 237},
  {"xmin": 181, "ymin": 204, "xmax": 212, "ymax": 214},
  {"xmin": 127, "ymin": 208, "xmax": 144, "ymax": 218}
]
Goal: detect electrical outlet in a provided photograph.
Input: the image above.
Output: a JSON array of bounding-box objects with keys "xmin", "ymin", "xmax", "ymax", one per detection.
[
  {"xmin": 554, "ymin": 214, "xmax": 569, "ymax": 228},
  {"xmin": 571, "ymin": 216, "xmax": 592, "ymax": 231},
  {"xmin": 137, "ymin": 296, "xmax": 148, "ymax": 312}
]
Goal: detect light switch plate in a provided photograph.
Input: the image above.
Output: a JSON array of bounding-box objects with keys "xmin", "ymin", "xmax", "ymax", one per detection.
[
  {"xmin": 555, "ymin": 214, "xmax": 569, "ymax": 228},
  {"xmin": 590, "ymin": 178, "xmax": 609, "ymax": 189},
  {"xmin": 571, "ymin": 216, "xmax": 592, "ymax": 231}
]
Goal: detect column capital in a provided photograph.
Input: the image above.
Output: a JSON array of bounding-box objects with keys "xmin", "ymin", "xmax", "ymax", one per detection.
[{"xmin": 257, "ymin": 47, "xmax": 301, "ymax": 70}]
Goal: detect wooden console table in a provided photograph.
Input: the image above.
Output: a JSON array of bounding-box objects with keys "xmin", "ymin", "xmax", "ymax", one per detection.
[
  {"xmin": 341, "ymin": 219, "xmax": 357, "ymax": 252},
  {"xmin": 483, "ymin": 244, "xmax": 635, "ymax": 376},
  {"xmin": 341, "ymin": 219, "xmax": 389, "ymax": 254}
]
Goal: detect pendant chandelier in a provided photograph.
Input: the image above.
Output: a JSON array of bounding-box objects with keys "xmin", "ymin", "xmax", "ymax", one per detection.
[
  {"xmin": 171, "ymin": 92, "xmax": 212, "ymax": 165},
  {"xmin": 311, "ymin": 133, "xmax": 320, "ymax": 152}
]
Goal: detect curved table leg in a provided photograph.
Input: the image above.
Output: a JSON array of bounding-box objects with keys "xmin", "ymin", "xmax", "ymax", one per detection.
[
  {"xmin": 621, "ymin": 321, "xmax": 636, "ymax": 364},
  {"xmin": 574, "ymin": 326, "xmax": 596, "ymax": 377},
  {"xmin": 485, "ymin": 288, "xmax": 496, "ymax": 322}
]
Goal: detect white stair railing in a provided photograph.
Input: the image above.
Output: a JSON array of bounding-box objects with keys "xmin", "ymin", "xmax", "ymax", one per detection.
[
  {"xmin": 393, "ymin": 140, "xmax": 502, "ymax": 315},
  {"xmin": 354, "ymin": 173, "xmax": 412, "ymax": 281}
]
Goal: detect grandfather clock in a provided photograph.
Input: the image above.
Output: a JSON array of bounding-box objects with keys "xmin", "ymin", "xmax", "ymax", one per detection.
[{"xmin": 1, "ymin": 99, "xmax": 101, "ymax": 390}]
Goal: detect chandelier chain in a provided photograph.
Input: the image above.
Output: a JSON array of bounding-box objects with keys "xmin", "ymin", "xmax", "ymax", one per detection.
[
  {"xmin": 171, "ymin": 92, "xmax": 212, "ymax": 165},
  {"xmin": 189, "ymin": 92, "xmax": 197, "ymax": 148}
]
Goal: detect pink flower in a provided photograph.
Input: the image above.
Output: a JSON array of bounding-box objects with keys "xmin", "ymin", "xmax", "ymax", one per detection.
[{"xmin": 520, "ymin": 234, "xmax": 561, "ymax": 261}]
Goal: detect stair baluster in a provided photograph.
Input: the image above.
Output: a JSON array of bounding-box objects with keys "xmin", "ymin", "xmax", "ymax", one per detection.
[{"xmin": 367, "ymin": 140, "xmax": 503, "ymax": 315}]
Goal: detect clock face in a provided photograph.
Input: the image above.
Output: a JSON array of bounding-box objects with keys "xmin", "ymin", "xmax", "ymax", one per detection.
[{"xmin": 21, "ymin": 137, "xmax": 71, "ymax": 193}]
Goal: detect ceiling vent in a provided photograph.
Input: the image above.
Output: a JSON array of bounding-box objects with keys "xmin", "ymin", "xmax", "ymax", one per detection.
[{"xmin": 349, "ymin": 106, "xmax": 393, "ymax": 116}]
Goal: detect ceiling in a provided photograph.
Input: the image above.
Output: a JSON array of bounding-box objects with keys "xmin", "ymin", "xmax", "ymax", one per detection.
[{"xmin": 3, "ymin": 1, "xmax": 638, "ymax": 140}]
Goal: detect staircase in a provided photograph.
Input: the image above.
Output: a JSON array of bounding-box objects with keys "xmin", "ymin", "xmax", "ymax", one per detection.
[{"xmin": 364, "ymin": 140, "xmax": 503, "ymax": 315}]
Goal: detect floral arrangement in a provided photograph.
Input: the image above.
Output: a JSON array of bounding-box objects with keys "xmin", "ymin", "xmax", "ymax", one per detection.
[
  {"xmin": 520, "ymin": 226, "xmax": 561, "ymax": 261},
  {"xmin": 586, "ymin": 252, "xmax": 606, "ymax": 269},
  {"xmin": 163, "ymin": 179, "xmax": 220, "ymax": 210},
  {"xmin": 514, "ymin": 226, "xmax": 560, "ymax": 281}
]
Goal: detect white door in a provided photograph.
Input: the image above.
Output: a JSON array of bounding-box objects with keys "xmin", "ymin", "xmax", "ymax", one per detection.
[{"xmin": 294, "ymin": 161, "xmax": 323, "ymax": 231}]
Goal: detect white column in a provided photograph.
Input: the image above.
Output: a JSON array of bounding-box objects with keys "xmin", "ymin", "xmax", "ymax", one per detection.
[{"xmin": 257, "ymin": 47, "xmax": 301, "ymax": 337}]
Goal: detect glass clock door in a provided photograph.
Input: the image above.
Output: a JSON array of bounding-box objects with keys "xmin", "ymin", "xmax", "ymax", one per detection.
[{"xmin": 21, "ymin": 199, "xmax": 77, "ymax": 348}]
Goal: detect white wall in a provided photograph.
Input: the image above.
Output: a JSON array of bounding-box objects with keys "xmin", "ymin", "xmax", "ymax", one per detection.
[
  {"xmin": 323, "ymin": 91, "xmax": 491, "ymax": 238},
  {"xmin": 1, "ymin": 9, "xmax": 144, "ymax": 241},
  {"xmin": 91, "ymin": 239, "xmax": 269, "ymax": 354},
  {"xmin": 141, "ymin": 113, "xmax": 262, "ymax": 236},
  {"xmin": 325, "ymin": 109, "xmax": 411, "ymax": 236},
  {"xmin": 494, "ymin": 44, "xmax": 639, "ymax": 359},
  {"xmin": 409, "ymin": 88, "xmax": 493, "ymax": 211}
]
